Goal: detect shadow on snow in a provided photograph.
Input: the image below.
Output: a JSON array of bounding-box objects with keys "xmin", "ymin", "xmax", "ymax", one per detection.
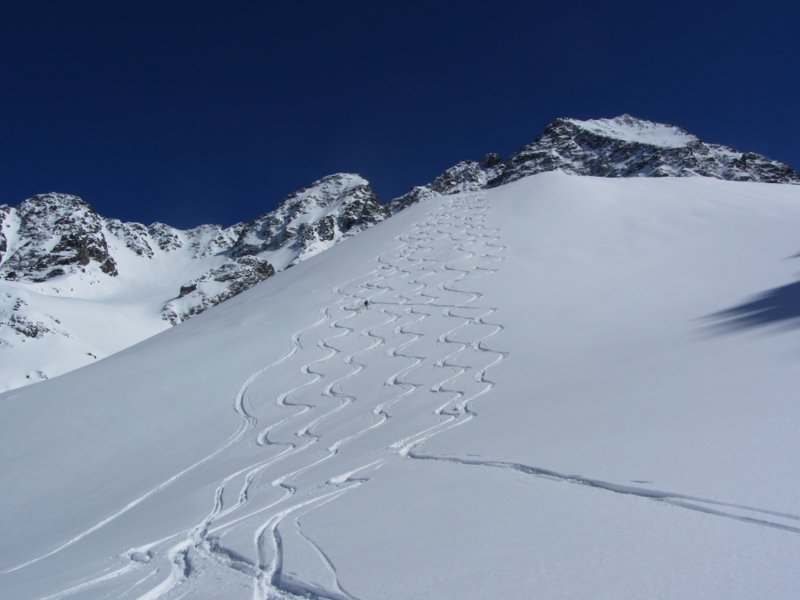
[{"xmin": 708, "ymin": 279, "xmax": 800, "ymax": 331}]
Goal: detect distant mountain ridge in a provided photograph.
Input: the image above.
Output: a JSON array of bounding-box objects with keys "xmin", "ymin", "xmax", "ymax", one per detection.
[
  {"xmin": 1, "ymin": 114, "xmax": 797, "ymax": 389},
  {"xmin": 0, "ymin": 174, "xmax": 386, "ymax": 388}
]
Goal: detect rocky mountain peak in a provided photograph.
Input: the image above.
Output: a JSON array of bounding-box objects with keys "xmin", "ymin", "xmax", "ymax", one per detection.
[
  {"xmin": 18, "ymin": 192, "xmax": 92, "ymax": 213},
  {"xmin": 388, "ymin": 155, "xmax": 506, "ymax": 213},
  {"xmin": 281, "ymin": 173, "xmax": 371, "ymax": 208},
  {"xmin": 557, "ymin": 114, "xmax": 701, "ymax": 148},
  {"xmin": 230, "ymin": 173, "xmax": 388, "ymax": 267},
  {"xmin": 1, "ymin": 193, "xmax": 118, "ymax": 282},
  {"xmin": 388, "ymin": 115, "xmax": 799, "ymax": 213},
  {"xmin": 496, "ymin": 114, "xmax": 800, "ymax": 185}
]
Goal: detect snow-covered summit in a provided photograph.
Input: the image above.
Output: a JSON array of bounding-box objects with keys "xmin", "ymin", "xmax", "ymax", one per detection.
[
  {"xmin": 498, "ymin": 114, "xmax": 800, "ymax": 184},
  {"xmin": 1, "ymin": 193, "xmax": 118, "ymax": 281},
  {"xmin": 389, "ymin": 115, "xmax": 800, "ymax": 212},
  {"xmin": 230, "ymin": 173, "xmax": 387, "ymax": 268},
  {"xmin": 563, "ymin": 114, "xmax": 700, "ymax": 148},
  {"xmin": 166, "ymin": 173, "xmax": 387, "ymax": 324}
]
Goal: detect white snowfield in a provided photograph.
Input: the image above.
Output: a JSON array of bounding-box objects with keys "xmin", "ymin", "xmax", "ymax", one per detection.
[
  {"xmin": 564, "ymin": 115, "xmax": 699, "ymax": 147},
  {"xmin": 2, "ymin": 172, "xmax": 800, "ymax": 599},
  {"xmin": 0, "ymin": 224, "xmax": 233, "ymax": 391}
]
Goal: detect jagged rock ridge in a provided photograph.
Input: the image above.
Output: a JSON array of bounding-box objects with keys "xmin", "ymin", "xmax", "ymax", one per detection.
[
  {"xmin": 388, "ymin": 114, "xmax": 800, "ymax": 212},
  {"xmin": 1, "ymin": 194, "xmax": 118, "ymax": 282},
  {"xmin": 231, "ymin": 173, "xmax": 388, "ymax": 264},
  {"xmin": 497, "ymin": 115, "xmax": 800, "ymax": 185},
  {"xmin": 0, "ymin": 174, "xmax": 386, "ymax": 389}
]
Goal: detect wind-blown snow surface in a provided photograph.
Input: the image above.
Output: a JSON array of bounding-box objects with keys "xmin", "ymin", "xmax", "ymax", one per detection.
[{"xmin": 2, "ymin": 173, "xmax": 800, "ymax": 599}]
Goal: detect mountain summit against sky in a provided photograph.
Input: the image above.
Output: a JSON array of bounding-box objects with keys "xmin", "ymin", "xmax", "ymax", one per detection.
[
  {"xmin": 1, "ymin": 115, "xmax": 798, "ymax": 390},
  {"xmin": 0, "ymin": 174, "xmax": 386, "ymax": 389},
  {"xmin": 389, "ymin": 114, "xmax": 800, "ymax": 211},
  {"xmin": 2, "ymin": 138, "xmax": 800, "ymax": 598},
  {"xmin": 500, "ymin": 114, "xmax": 800, "ymax": 183}
]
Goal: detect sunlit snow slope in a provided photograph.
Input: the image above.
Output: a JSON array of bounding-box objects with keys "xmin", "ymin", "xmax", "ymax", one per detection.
[{"xmin": 2, "ymin": 173, "xmax": 800, "ymax": 599}]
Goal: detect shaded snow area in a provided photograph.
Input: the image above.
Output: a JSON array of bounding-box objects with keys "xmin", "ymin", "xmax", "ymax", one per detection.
[
  {"xmin": 2, "ymin": 173, "xmax": 800, "ymax": 599},
  {"xmin": 564, "ymin": 115, "xmax": 699, "ymax": 148}
]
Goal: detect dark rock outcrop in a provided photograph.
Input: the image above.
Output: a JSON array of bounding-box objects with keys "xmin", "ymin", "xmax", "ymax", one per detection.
[
  {"xmin": 388, "ymin": 115, "xmax": 800, "ymax": 213},
  {"xmin": 161, "ymin": 257, "xmax": 276, "ymax": 324},
  {"xmin": 493, "ymin": 115, "xmax": 800, "ymax": 186},
  {"xmin": 231, "ymin": 173, "xmax": 388, "ymax": 266},
  {"xmin": 389, "ymin": 154, "xmax": 505, "ymax": 213},
  {"xmin": 0, "ymin": 194, "xmax": 118, "ymax": 281}
]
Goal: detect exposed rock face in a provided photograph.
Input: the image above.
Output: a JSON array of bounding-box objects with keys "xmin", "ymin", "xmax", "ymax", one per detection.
[
  {"xmin": 166, "ymin": 173, "xmax": 387, "ymax": 321},
  {"xmin": 494, "ymin": 115, "xmax": 800, "ymax": 185},
  {"xmin": 231, "ymin": 173, "xmax": 388, "ymax": 267},
  {"xmin": 0, "ymin": 172, "xmax": 391, "ymax": 389},
  {"xmin": 1, "ymin": 193, "xmax": 118, "ymax": 282},
  {"xmin": 0, "ymin": 205, "xmax": 9, "ymax": 264},
  {"xmin": 162, "ymin": 257, "xmax": 275, "ymax": 325},
  {"xmin": 389, "ymin": 115, "xmax": 800, "ymax": 212},
  {"xmin": 105, "ymin": 219, "xmax": 157, "ymax": 258},
  {"xmin": 389, "ymin": 154, "xmax": 504, "ymax": 213},
  {"xmin": 0, "ymin": 292, "xmax": 68, "ymax": 346},
  {"xmin": 188, "ymin": 224, "xmax": 245, "ymax": 258},
  {"xmin": 0, "ymin": 173, "xmax": 385, "ymax": 330}
]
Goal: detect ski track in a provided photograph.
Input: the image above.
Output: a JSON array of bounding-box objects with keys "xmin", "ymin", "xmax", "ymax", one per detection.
[{"xmin": 27, "ymin": 191, "xmax": 800, "ymax": 600}]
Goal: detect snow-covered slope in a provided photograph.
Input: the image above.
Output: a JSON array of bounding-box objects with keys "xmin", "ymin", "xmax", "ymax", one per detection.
[
  {"xmin": 2, "ymin": 173, "xmax": 799, "ymax": 599},
  {"xmin": 0, "ymin": 175, "xmax": 386, "ymax": 390},
  {"xmin": 3, "ymin": 115, "xmax": 797, "ymax": 392}
]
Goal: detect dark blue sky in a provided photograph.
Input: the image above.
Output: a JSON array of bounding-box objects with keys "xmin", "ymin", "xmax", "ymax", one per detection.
[{"xmin": 2, "ymin": 1, "xmax": 798, "ymax": 228}]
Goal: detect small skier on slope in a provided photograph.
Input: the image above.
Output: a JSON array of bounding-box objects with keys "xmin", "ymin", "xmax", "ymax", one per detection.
[{"xmin": 363, "ymin": 299, "xmax": 370, "ymax": 309}]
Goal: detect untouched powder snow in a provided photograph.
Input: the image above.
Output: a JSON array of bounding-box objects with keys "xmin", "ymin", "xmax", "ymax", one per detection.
[
  {"xmin": 565, "ymin": 114, "xmax": 700, "ymax": 147},
  {"xmin": 2, "ymin": 173, "xmax": 800, "ymax": 599}
]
